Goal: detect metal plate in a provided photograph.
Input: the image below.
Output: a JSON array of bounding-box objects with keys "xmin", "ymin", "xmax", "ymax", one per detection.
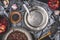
[{"xmin": 24, "ymin": 6, "xmax": 48, "ymax": 31}]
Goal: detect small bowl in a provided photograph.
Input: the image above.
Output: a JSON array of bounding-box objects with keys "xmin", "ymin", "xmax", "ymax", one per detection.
[{"xmin": 10, "ymin": 11, "xmax": 22, "ymax": 24}]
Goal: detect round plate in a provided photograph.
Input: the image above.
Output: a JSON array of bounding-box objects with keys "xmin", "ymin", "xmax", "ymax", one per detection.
[{"xmin": 24, "ymin": 6, "xmax": 48, "ymax": 31}]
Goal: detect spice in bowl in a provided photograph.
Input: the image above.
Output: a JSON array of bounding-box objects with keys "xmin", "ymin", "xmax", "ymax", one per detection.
[{"xmin": 7, "ymin": 31, "xmax": 28, "ymax": 40}]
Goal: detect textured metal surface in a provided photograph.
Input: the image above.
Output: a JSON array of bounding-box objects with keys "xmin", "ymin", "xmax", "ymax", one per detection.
[{"xmin": 27, "ymin": 10, "xmax": 43, "ymax": 27}]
